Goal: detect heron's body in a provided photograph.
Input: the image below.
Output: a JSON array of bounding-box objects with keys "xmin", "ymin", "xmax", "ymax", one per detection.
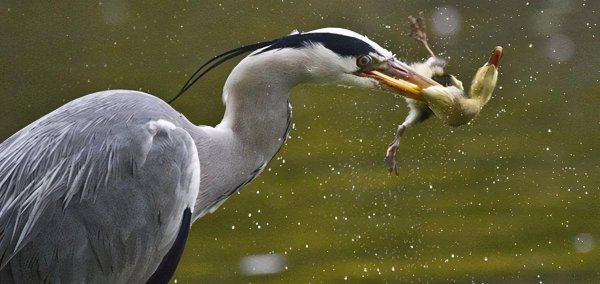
[{"xmin": 0, "ymin": 49, "xmax": 297, "ymax": 281}]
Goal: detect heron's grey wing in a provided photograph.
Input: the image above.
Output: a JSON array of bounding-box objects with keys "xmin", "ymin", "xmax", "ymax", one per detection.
[{"xmin": 0, "ymin": 91, "xmax": 200, "ymax": 281}]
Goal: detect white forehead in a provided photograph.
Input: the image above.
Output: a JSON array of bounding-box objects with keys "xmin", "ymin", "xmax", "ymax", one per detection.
[{"xmin": 305, "ymin": 27, "xmax": 394, "ymax": 59}]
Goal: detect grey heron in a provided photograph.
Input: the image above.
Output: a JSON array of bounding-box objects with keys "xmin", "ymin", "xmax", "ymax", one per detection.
[{"xmin": 0, "ymin": 28, "xmax": 443, "ymax": 283}]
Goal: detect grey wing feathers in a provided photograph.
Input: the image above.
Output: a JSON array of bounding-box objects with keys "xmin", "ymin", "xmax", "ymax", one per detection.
[{"xmin": 0, "ymin": 90, "xmax": 199, "ymax": 272}]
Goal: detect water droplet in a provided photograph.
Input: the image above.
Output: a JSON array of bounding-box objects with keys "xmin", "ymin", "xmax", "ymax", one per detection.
[
  {"xmin": 431, "ymin": 6, "xmax": 461, "ymax": 36},
  {"xmin": 574, "ymin": 233, "xmax": 595, "ymax": 253}
]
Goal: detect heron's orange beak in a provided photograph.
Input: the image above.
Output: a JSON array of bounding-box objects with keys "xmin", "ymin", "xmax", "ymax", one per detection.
[{"xmin": 364, "ymin": 59, "xmax": 440, "ymax": 101}]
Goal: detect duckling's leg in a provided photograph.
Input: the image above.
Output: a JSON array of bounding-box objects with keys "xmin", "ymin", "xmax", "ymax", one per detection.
[
  {"xmin": 409, "ymin": 14, "xmax": 436, "ymax": 58},
  {"xmin": 385, "ymin": 101, "xmax": 432, "ymax": 175},
  {"xmin": 408, "ymin": 13, "xmax": 448, "ymax": 82},
  {"xmin": 385, "ymin": 14, "xmax": 449, "ymax": 174},
  {"xmin": 384, "ymin": 55, "xmax": 445, "ymax": 174}
]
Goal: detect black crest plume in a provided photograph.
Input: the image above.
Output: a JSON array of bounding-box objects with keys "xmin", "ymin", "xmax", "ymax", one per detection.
[{"xmin": 168, "ymin": 39, "xmax": 279, "ymax": 104}]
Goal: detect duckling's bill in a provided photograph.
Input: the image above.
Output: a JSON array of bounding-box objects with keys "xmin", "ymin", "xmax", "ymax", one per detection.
[{"xmin": 488, "ymin": 46, "xmax": 503, "ymax": 67}]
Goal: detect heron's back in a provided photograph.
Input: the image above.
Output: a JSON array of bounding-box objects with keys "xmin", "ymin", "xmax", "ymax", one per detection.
[{"xmin": 0, "ymin": 90, "xmax": 200, "ymax": 283}]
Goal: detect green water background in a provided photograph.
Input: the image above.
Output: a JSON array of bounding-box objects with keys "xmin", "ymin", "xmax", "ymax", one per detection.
[{"xmin": 1, "ymin": 1, "xmax": 599, "ymax": 282}]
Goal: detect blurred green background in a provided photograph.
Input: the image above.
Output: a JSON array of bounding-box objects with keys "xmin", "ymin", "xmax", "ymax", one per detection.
[{"xmin": 1, "ymin": 0, "xmax": 599, "ymax": 283}]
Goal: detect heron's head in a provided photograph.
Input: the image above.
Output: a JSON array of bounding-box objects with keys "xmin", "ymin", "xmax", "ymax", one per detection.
[
  {"xmin": 243, "ymin": 28, "xmax": 438, "ymax": 98},
  {"xmin": 171, "ymin": 28, "xmax": 438, "ymax": 103},
  {"xmin": 249, "ymin": 28, "xmax": 427, "ymax": 91}
]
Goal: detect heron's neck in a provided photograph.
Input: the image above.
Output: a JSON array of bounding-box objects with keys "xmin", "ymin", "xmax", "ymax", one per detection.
[{"xmin": 191, "ymin": 52, "xmax": 305, "ymax": 219}]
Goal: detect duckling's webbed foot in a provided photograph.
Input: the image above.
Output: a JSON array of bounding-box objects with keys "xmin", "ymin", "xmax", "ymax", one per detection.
[
  {"xmin": 408, "ymin": 14, "xmax": 435, "ymax": 58},
  {"xmin": 409, "ymin": 13, "xmax": 450, "ymax": 85}
]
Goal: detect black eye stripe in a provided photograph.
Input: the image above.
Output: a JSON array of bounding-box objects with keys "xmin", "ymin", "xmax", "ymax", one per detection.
[{"xmin": 254, "ymin": 33, "xmax": 380, "ymax": 57}]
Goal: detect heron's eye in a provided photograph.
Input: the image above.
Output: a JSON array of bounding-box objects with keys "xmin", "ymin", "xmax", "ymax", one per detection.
[{"xmin": 356, "ymin": 55, "xmax": 372, "ymax": 68}]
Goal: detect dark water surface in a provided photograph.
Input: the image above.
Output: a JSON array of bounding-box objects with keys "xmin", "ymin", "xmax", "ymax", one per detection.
[{"xmin": 1, "ymin": 1, "xmax": 599, "ymax": 282}]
